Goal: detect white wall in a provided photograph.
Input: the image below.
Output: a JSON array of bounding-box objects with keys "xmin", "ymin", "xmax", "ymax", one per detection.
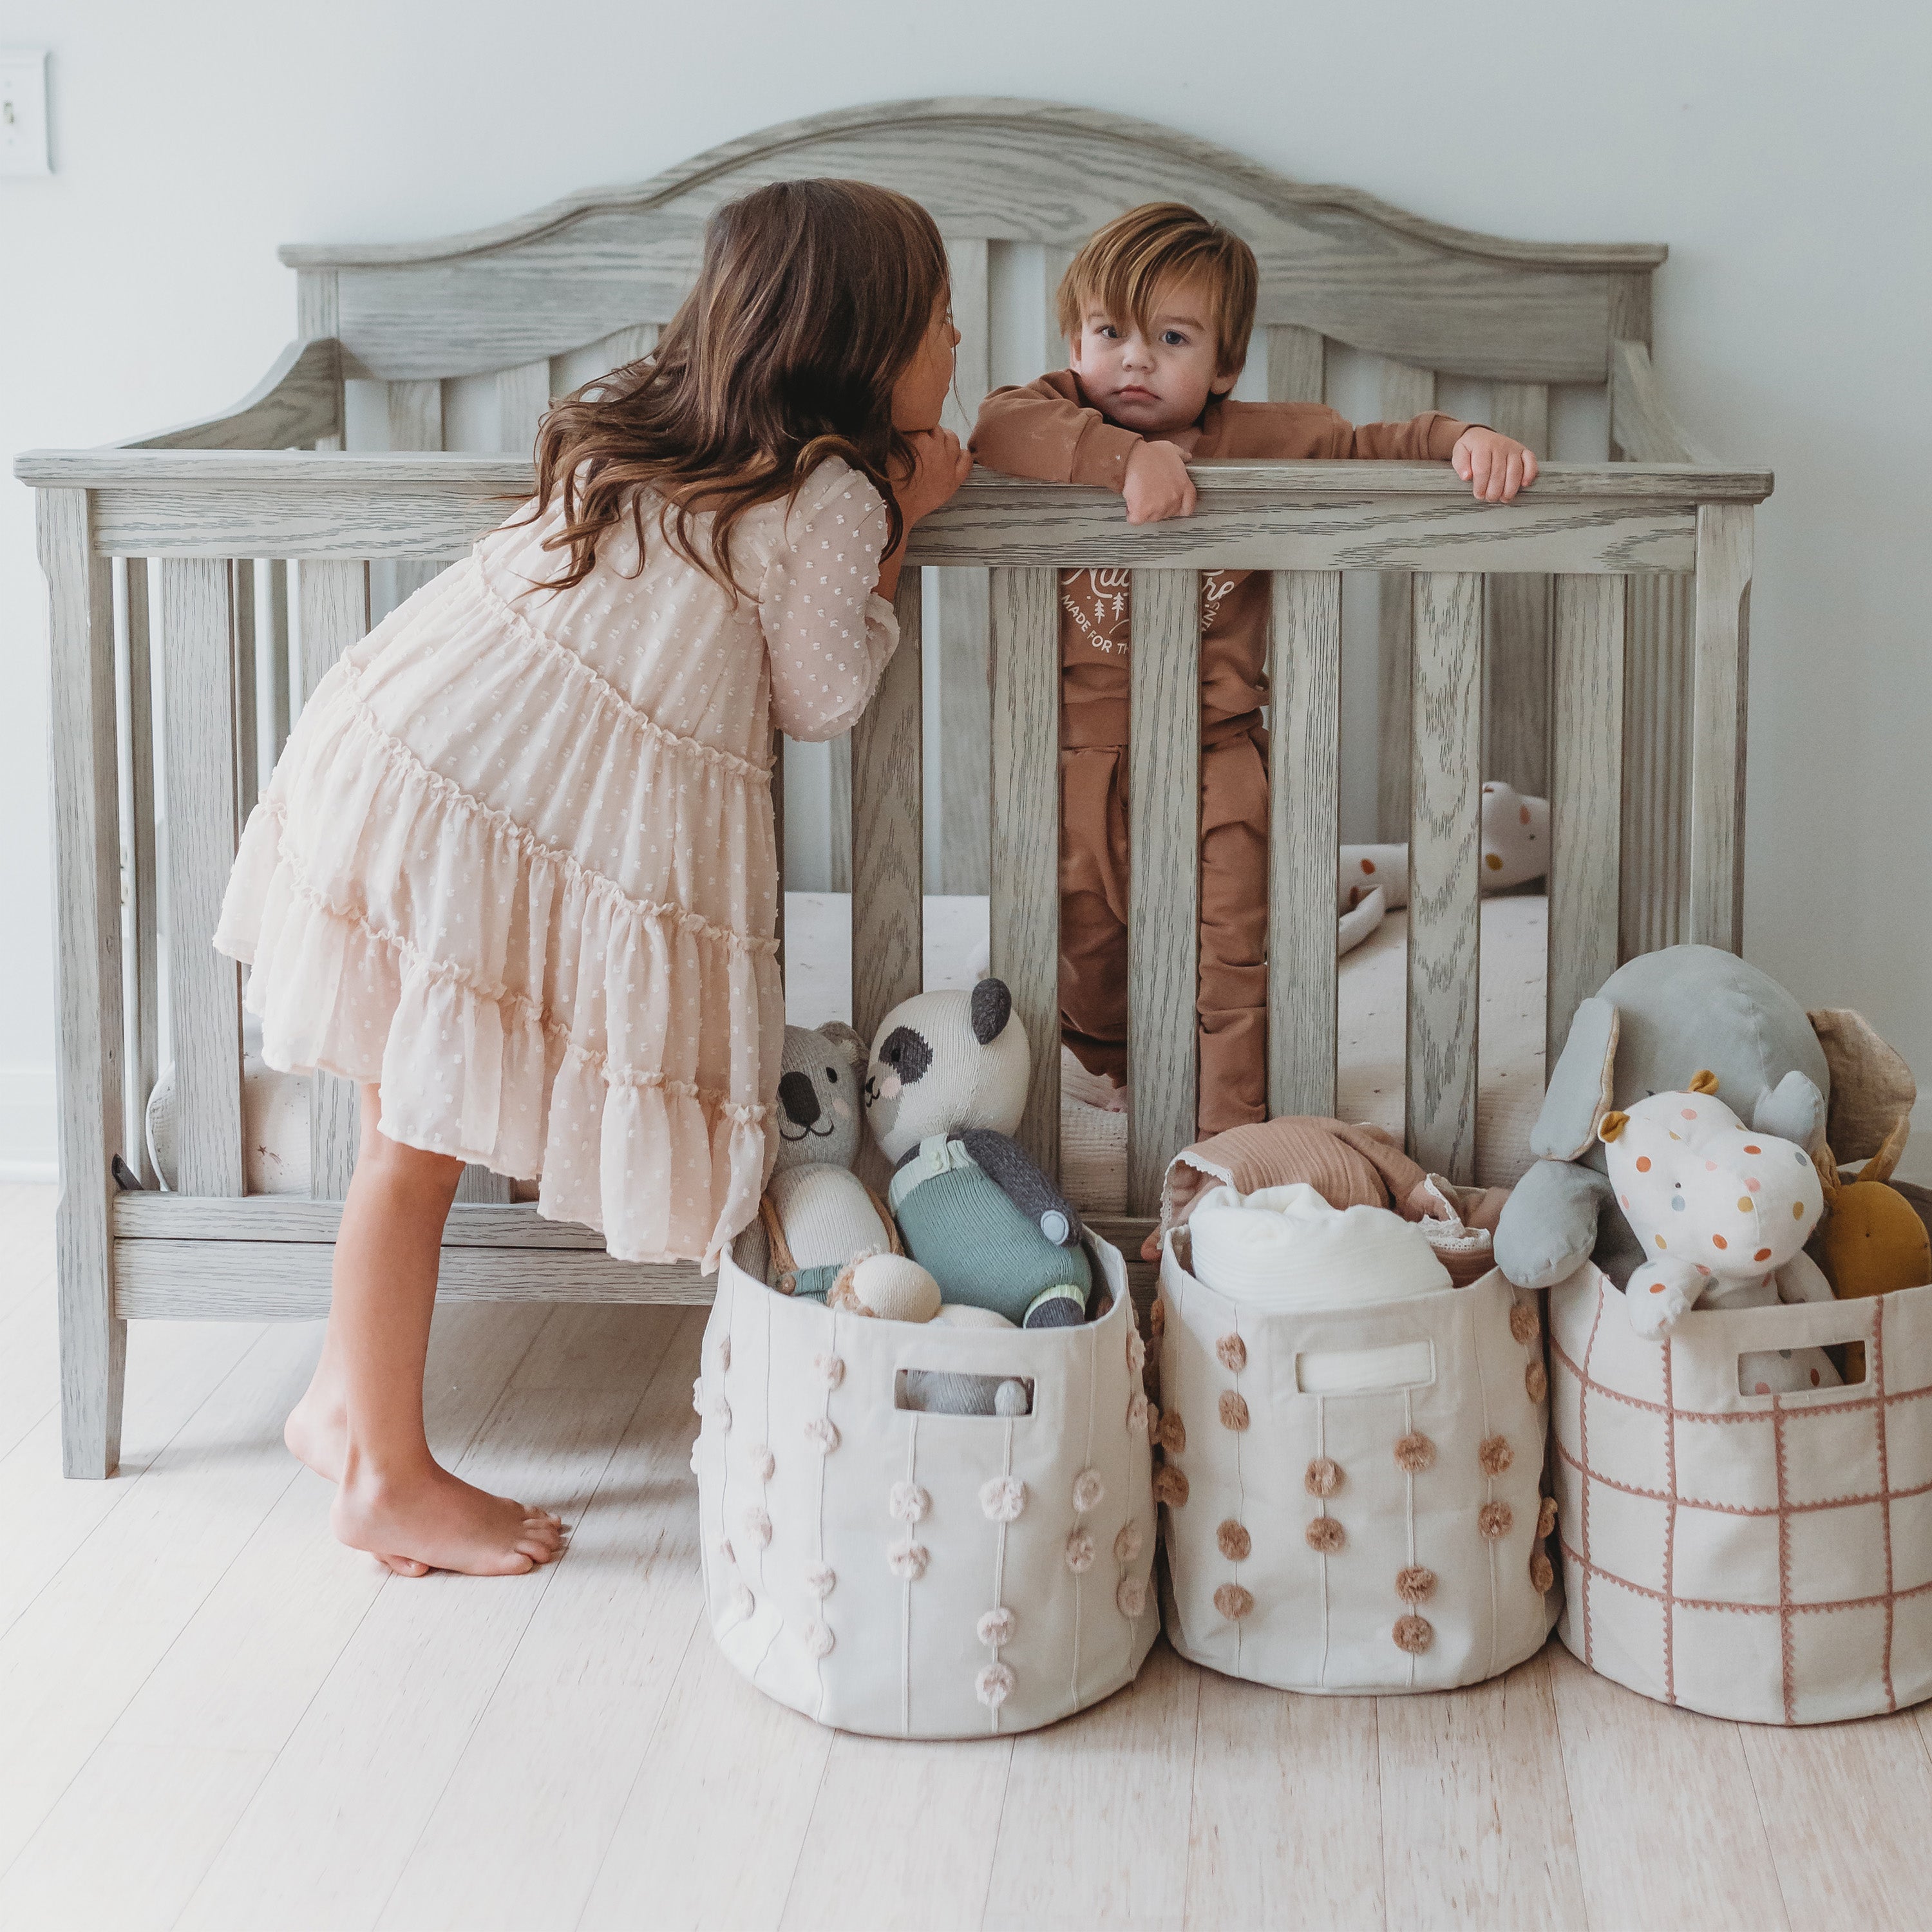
[{"xmin": 5, "ymin": 0, "xmax": 1929, "ymax": 1179}]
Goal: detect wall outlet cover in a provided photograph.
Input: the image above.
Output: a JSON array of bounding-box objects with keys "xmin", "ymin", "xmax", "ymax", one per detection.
[{"xmin": 0, "ymin": 49, "xmax": 51, "ymax": 176}]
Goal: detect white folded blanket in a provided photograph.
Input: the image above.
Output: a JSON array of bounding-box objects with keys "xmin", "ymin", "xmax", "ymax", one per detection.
[{"xmin": 1187, "ymin": 1182, "xmax": 1451, "ymax": 1310}]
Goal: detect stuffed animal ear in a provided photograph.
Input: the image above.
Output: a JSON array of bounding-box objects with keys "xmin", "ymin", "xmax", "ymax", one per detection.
[
  {"xmin": 1596, "ymin": 1110, "xmax": 1629, "ymax": 1144},
  {"xmin": 1688, "ymin": 1068, "xmax": 1720, "ymax": 1095},
  {"xmin": 1862, "ymin": 1114, "xmax": 1913, "ymax": 1187},
  {"xmin": 1809, "ymin": 1007, "xmax": 1918, "ymax": 1164},
  {"xmin": 817, "ymin": 1020, "xmax": 867, "ymax": 1066},
  {"xmin": 1530, "ymin": 998, "xmax": 1621, "ymax": 1160},
  {"xmin": 1752, "ymin": 1070, "xmax": 1827, "ymax": 1151},
  {"xmin": 971, "ymin": 978, "xmax": 1013, "ymax": 1046}
]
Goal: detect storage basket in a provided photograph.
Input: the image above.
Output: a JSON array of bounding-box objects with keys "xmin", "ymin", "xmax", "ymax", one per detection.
[
  {"xmin": 694, "ymin": 1234, "xmax": 1158, "ymax": 1738},
  {"xmin": 1155, "ymin": 1233, "xmax": 1557, "ymax": 1692},
  {"xmin": 1549, "ymin": 1265, "xmax": 1932, "ymax": 1725}
]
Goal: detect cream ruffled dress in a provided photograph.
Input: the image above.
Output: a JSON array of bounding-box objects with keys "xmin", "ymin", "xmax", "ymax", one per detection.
[{"xmin": 216, "ymin": 458, "xmax": 897, "ymax": 1268}]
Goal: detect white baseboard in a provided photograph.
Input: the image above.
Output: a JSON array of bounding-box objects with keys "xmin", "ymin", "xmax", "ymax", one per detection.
[{"xmin": 0, "ymin": 1066, "xmax": 57, "ymax": 1184}]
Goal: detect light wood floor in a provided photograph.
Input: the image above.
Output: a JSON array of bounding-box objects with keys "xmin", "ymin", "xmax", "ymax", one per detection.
[{"xmin": 5, "ymin": 1182, "xmax": 1932, "ymax": 1931}]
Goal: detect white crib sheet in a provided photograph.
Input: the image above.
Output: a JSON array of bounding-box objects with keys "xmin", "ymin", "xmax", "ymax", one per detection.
[{"xmin": 207, "ymin": 890, "xmax": 1548, "ymax": 1203}]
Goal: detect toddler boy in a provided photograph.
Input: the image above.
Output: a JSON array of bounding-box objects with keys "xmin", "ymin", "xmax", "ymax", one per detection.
[{"xmin": 969, "ymin": 202, "xmax": 1536, "ymax": 1134}]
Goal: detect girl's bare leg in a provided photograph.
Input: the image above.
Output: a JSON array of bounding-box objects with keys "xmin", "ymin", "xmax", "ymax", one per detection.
[{"xmin": 289, "ymin": 1084, "xmax": 564, "ymax": 1577}]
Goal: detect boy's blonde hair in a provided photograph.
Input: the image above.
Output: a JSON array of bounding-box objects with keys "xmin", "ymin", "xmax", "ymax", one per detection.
[{"xmin": 1054, "ymin": 202, "xmax": 1258, "ymax": 376}]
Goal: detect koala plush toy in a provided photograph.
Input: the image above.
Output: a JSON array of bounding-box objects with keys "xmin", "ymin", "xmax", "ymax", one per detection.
[{"xmin": 864, "ymin": 980, "xmax": 1094, "ymax": 1328}]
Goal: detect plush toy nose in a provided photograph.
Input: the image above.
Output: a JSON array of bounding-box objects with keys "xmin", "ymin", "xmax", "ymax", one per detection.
[{"xmin": 777, "ymin": 1071, "xmax": 820, "ymax": 1129}]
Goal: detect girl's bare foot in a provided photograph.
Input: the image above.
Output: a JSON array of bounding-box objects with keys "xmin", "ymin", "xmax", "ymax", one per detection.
[
  {"xmin": 284, "ymin": 1390, "xmax": 348, "ymax": 1484},
  {"xmin": 332, "ymin": 1463, "xmax": 567, "ymax": 1577}
]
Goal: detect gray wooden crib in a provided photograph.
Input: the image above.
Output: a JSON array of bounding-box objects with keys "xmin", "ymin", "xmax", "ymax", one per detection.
[{"xmin": 15, "ymin": 98, "xmax": 1762, "ymax": 1477}]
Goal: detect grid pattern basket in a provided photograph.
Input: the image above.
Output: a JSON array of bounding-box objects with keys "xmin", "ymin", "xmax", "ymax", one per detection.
[
  {"xmin": 1155, "ymin": 1241, "xmax": 1557, "ymax": 1693},
  {"xmin": 695, "ymin": 1235, "xmax": 1158, "ymax": 1738},
  {"xmin": 1549, "ymin": 1265, "xmax": 1932, "ymax": 1725}
]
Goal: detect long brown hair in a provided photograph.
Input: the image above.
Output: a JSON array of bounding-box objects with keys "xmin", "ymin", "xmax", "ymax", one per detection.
[{"xmin": 527, "ymin": 179, "xmax": 949, "ymax": 594}]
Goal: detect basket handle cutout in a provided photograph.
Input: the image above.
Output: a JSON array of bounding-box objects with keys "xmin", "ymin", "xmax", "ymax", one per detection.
[
  {"xmin": 894, "ymin": 1368, "xmax": 1035, "ymax": 1417},
  {"xmin": 1295, "ymin": 1340, "xmax": 1435, "ymax": 1396},
  {"xmin": 1736, "ymin": 1334, "xmax": 1871, "ymax": 1398}
]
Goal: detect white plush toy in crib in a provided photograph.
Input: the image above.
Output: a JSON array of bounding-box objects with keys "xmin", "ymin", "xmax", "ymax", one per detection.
[
  {"xmin": 1598, "ymin": 1073, "xmax": 1840, "ymax": 1394},
  {"xmin": 1187, "ymin": 1182, "xmax": 1451, "ymax": 1310}
]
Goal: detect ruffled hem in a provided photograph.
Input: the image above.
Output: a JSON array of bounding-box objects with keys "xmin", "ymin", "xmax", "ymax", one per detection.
[{"xmin": 216, "ymin": 808, "xmax": 774, "ymax": 1273}]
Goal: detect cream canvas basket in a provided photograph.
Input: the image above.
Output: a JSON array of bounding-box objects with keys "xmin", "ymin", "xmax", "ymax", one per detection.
[
  {"xmin": 1155, "ymin": 1237, "xmax": 1557, "ymax": 1693},
  {"xmin": 694, "ymin": 1235, "xmax": 1158, "ymax": 1739},
  {"xmin": 1549, "ymin": 1265, "xmax": 1932, "ymax": 1725}
]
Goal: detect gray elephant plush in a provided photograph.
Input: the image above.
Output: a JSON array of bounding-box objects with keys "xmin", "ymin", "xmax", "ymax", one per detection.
[{"xmin": 1495, "ymin": 944, "xmax": 1917, "ymax": 1290}]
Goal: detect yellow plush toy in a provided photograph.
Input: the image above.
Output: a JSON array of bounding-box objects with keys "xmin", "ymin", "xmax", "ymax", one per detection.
[{"xmin": 1815, "ymin": 1115, "xmax": 1931, "ymax": 1302}]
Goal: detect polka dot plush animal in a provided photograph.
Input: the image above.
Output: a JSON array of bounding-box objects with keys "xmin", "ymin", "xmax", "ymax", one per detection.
[{"xmin": 1600, "ymin": 1071, "xmax": 1841, "ymax": 1393}]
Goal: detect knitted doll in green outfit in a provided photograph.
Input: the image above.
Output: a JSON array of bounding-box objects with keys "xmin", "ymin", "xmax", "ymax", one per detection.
[{"xmin": 863, "ymin": 980, "xmax": 1092, "ymax": 1328}]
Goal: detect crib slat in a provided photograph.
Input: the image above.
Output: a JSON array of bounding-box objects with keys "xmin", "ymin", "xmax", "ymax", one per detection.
[
  {"xmin": 1267, "ymin": 571, "xmax": 1342, "ymax": 1117},
  {"xmin": 1548, "ymin": 576, "xmax": 1626, "ymax": 1062},
  {"xmin": 298, "ymin": 559, "xmax": 370, "ymax": 1199},
  {"xmin": 1043, "ymin": 247, "xmax": 1076, "ymax": 365},
  {"xmin": 386, "ymin": 379, "xmax": 444, "ymax": 609},
  {"xmin": 1483, "ymin": 382, "xmax": 1553, "ymax": 798},
  {"xmin": 231, "ymin": 560, "xmax": 258, "ymax": 823},
  {"xmin": 851, "ymin": 569, "xmax": 924, "ymax": 1049},
  {"xmin": 1376, "ymin": 359, "xmax": 1437, "ymax": 840},
  {"xmin": 1128, "ymin": 569, "xmax": 1201, "ymax": 1211},
  {"xmin": 1265, "ymin": 325, "xmax": 1325, "ymax": 404},
  {"xmin": 1619, "ymin": 573, "xmax": 1692, "ymax": 959},
  {"xmin": 593, "ymin": 323, "xmax": 658, "ymax": 371},
  {"xmin": 1406, "ymin": 571, "xmax": 1482, "ymax": 1182},
  {"xmin": 158, "ymin": 556, "xmax": 245, "ymax": 1197},
  {"xmin": 1689, "ymin": 504, "xmax": 1751, "ymax": 949},
  {"xmin": 264, "ymin": 558, "xmax": 292, "ymax": 766},
  {"xmin": 939, "ymin": 237, "xmax": 992, "ymax": 895},
  {"xmin": 827, "ymin": 735, "xmax": 853, "ymax": 894},
  {"xmin": 497, "ymin": 359, "xmax": 551, "ymax": 458},
  {"xmin": 124, "ymin": 558, "xmax": 160, "ymax": 1188},
  {"xmin": 989, "ymin": 567, "xmax": 1061, "ymax": 1177}
]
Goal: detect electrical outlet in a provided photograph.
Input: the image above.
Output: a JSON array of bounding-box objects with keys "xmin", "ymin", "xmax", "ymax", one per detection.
[{"xmin": 0, "ymin": 49, "xmax": 51, "ymax": 176}]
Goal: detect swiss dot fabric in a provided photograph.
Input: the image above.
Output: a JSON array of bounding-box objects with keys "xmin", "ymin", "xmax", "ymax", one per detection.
[{"xmin": 215, "ymin": 459, "xmax": 897, "ymax": 1267}]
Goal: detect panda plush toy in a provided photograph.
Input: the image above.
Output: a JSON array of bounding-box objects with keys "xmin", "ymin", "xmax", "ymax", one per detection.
[{"xmin": 863, "ymin": 979, "xmax": 1093, "ymax": 1328}]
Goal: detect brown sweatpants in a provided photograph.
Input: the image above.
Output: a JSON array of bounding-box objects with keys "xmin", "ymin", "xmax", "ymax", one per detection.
[{"xmin": 1059, "ymin": 724, "xmax": 1269, "ymax": 1134}]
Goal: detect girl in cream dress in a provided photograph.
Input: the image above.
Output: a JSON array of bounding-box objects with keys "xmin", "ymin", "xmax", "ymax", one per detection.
[{"xmin": 215, "ymin": 180, "xmax": 969, "ymax": 1576}]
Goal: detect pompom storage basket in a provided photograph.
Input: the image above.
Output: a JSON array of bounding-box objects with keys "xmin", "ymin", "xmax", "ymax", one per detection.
[
  {"xmin": 1155, "ymin": 1233, "xmax": 1557, "ymax": 1692},
  {"xmin": 695, "ymin": 1233, "xmax": 1158, "ymax": 1738},
  {"xmin": 1549, "ymin": 1265, "xmax": 1932, "ymax": 1725}
]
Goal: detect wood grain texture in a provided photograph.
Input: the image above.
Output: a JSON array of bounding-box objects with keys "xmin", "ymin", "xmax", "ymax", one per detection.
[
  {"xmin": 274, "ymin": 101, "xmax": 1660, "ymax": 386},
  {"xmin": 1690, "ymin": 503, "xmax": 1752, "ymax": 949},
  {"xmin": 117, "ymin": 1193, "xmax": 634, "ymax": 1249},
  {"xmin": 1620, "ymin": 572, "xmax": 1694, "ymax": 960},
  {"xmin": 1376, "ymin": 360, "xmax": 1436, "ymax": 840},
  {"xmin": 123, "ymin": 557, "xmax": 160, "ymax": 1189},
  {"xmin": 989, "ymin": 567, "xmax": 1061, "ymax": 1178},
  {"xmin": 38, "ymin": 491, "xmax": 128, "ymax": 1478},
  {"xmin": 1548, "ymin": 576, "xmax": 1625, "ymax": 1063},
  {"xmin": 851, "ymin": 569, "xmax": 925, "ymax": 1048},
  {"xmin": 1610, "ymin": 337, "xmax": 1713, "ymax": 464},
  {"xmin": 1265, "ymin": 323, "xmax": 1326, "ymax": 404},
  {"xmin": 157, "ymin": 558, "xmax": 244, "ymax": 1198},
  {"xmin": 385, "ymin": 379, "xmax": 446, "ymax": 609},
  {"xmin": 826, "ymin": 734, "xmax": 852, "ymax": 895},
  {"xmin": 1406, "ymin": 571, "xmax": 1483, "ymax": 1183},
  {"xmin": 120, "ymin": 337, "xmax": 341, "ymax": 452},
  {"xmin": 231, "ymin": 559, "xmax": 258, "ymax": 820},
  {"xmin": 495, "ymin": 357, "xmax": 551, "ymax": 459},
  {"xmin": 1128, "ymin": 569, "xmax": 1201, "ymax": 1211},
  {"xmin": 295, "ymin": 558, "xmax": 370, "ymax": 1198},
  {"xmin": 264, "ymin": 558, "xmax": 292, "ymax": 765},
  {"xmin": 1267, "ymin": 570, "xmax": 1341, "ymax": 1117},
  {"xmin": 1484, "ymin": 382, "xmax": 1553, "ymax": 798}
]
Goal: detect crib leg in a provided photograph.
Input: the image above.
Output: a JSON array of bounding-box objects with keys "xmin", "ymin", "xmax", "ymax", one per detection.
[{"xmin": 59, "ymin": 1199, "xmax": 126, "ymax": 1479}]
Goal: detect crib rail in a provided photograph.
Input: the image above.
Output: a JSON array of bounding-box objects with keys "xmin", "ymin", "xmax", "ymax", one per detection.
[{"xmin": 21, "ymin": 444, "xmax": 1767, "ymax": 1472}]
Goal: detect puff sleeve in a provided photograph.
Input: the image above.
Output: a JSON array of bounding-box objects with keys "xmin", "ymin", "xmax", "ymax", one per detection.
[{"xmin": 759, "ymin": 464, "xmax": 900, "ymax": 742}]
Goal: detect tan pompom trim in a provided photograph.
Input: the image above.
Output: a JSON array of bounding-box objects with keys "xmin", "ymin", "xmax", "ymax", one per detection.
[
  {"xmin": 1394, "ymin": 1431, "xmax": 1435, "ymax": 1474},
  {"xmin": 1478, "ymin": 1500, "xmax": 1514, "ymax": 1540},
  {"xmin": 1305, "ymin": 1456, "xmax": 1343, "ymax": 1497},
  {"xmin": 1393, "ymin": 1613, "xmax": 1434, "ymax": 1654},
  {"xmin": 1150, "ymin": 1298, "xmax": 1166, "ymax": 1339},
  {"xmin": 1526, "ymin": 1360, "xmax": 1549, "ymax": 1403},
  {"xmin": 1395, "ymin": 1564, "xmax": 1437, "ymax": 1604},
  {"xmin": 1156, "ymin": 1411, "xmax": 1188, "ymax": 1453},
  {"xmin": 1509, "ymin": 1301, "xmax": 1540, "ymax": 1346},
  {"xmin": 1530, "ymin": 1550, "xmax": 1556, "ymax": 1593},
  {"xmin": 1538, "ymin": 1494, "xmax": 1558, "ymax": 1539},
  {"xmin": 1217, "ymin": 1519, "xmax": 1252, "ymax": 1562},
  {"xmin": 1305, "ymin": 1516, "xmax": 1345, "ymax": 1553},
  {"xmin": 1217, "ymin": 1332, "xmax": 1247, "ymax": 1373},
  {"xmin": 1213, "ymin": 1582, "xmax": 1255, "ymax": 1620},
  {"xmin": 1154, "ymin": 1465, "xmax": 1190, "ymax": 1508},
  {"xmin": 1478, "ymin": 1434, "xmax": 1515, "ymax": 1477},
  {"xmin": 1219, "ymin": 1390, "xmax": 1250, "ymax": 1432}
]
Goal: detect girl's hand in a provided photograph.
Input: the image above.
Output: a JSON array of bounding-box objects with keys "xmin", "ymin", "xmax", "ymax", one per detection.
[
  {"xmin": 1453, "ymin": 428, "xmax": 1539, "ymax": 502},
  {"xmin": 1123, "ymin": 439, "xmax": 1197, "ymax": 524},
  {"xmin": 892, "ymin": 427, "xmax": 973, "ymax": 531}
]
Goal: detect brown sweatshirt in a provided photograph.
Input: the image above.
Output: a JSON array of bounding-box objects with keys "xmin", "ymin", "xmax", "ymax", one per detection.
[{"xmin": 970, "ymin": 371, "xmax": 1471, "ymax": 748}]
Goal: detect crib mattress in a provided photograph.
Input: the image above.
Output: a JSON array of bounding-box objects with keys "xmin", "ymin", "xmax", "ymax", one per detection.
[{"xmin": 211, "ymin": 891, "xmax": 1548, "ymax": 1205}]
